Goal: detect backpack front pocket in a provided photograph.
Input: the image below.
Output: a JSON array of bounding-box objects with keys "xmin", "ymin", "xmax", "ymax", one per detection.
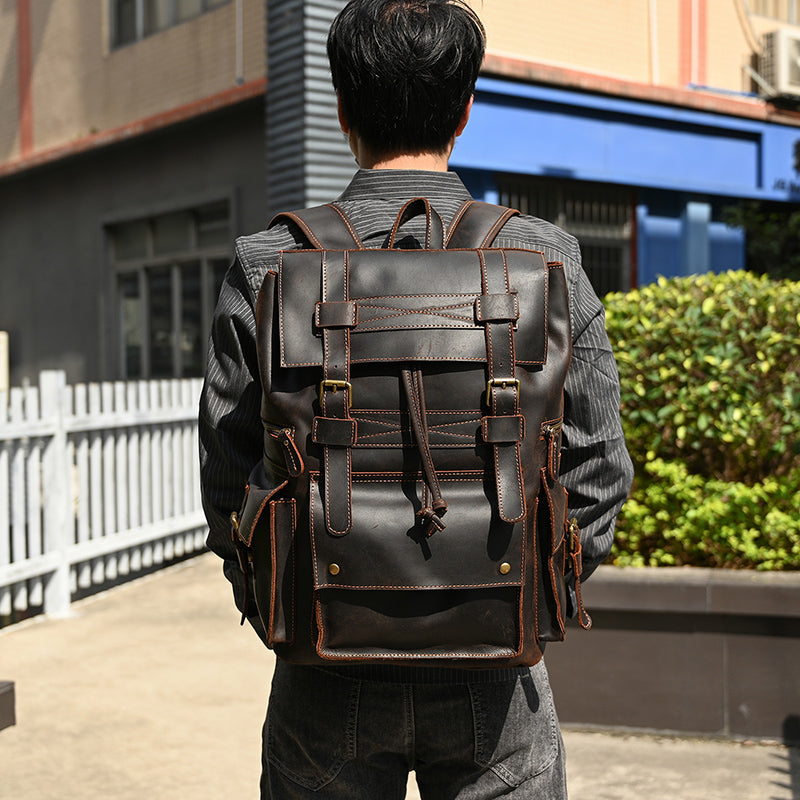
[{"xmin": 308, "ymin": 473, "xmax": 525, "ymax": 662}]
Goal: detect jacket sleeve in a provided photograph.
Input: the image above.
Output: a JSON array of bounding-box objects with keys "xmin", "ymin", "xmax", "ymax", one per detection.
[
  {"xmin": 560, "ymin": 258, "xmax": 634, "ymax": 578},
  {"xmin": 199, "ymin": 256, "xmax": 268, "ymax": 641}
]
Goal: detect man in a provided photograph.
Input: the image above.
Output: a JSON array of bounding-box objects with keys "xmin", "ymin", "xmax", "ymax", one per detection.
[{"xmin": 200, "ymin": 1, "xmax": 633, "ymax": 797}]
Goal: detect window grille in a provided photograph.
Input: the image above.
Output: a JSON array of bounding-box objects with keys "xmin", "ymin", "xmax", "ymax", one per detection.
[
  {"xmin": 498, "ymin": 177, "xmax": 634, "ymax": 295},
  {"xmin": 108, "ymin": 200, "xmax": 231, "ymax": 378},
  {"xmin": 110, "ymin": 0, "xmax": 230, "ymax": 48},
  {"xmin": 748, "ymin": 0, "xmax": 798, "ymax": 24}
]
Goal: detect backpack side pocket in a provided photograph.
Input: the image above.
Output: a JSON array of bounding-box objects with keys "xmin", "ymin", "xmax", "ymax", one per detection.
[
  {"xmin": 234, "ymin": 464, "xmax": 295, "ymax": 647},
  {"xmin": 266, "ymin": 499, "xmax": 296, "ymax": 645},
  {"xmin": 535, "ymin": 472, "xmax": 568, "ymax": 643}
]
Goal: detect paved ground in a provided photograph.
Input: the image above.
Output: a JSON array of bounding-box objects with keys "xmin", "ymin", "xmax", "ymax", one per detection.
[{"xmin": 1, "ymin": 552, "xmax": 797, "ymax": 800}]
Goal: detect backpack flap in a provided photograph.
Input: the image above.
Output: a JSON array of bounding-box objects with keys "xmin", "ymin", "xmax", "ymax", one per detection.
[
  {"xmin": 277, "ymin": 248, "xmax": 549, "ymax": 368},
  {"xmin": 276, "ymin": 246, "xmax": 554, "ymax": 534}
]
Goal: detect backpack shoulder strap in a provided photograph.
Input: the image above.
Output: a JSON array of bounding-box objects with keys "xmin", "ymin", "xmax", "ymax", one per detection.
[
  {"xmin": 445, "ymin": 200, "xmax": 520, "ymax": 249},
  {"xmin": 269, "ymin": 203, "xmax": 364, "ymax": 250}
]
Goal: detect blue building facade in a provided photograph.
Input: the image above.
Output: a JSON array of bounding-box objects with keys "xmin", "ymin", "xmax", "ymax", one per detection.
[{"xmin": 447, "ymin": 75, "xmax": 800, "ymax": 292}]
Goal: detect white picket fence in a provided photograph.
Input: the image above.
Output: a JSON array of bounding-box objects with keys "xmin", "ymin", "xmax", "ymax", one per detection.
[{"xmin": 0, "ymin": 371, "xmax": 207, "ymax": 624}]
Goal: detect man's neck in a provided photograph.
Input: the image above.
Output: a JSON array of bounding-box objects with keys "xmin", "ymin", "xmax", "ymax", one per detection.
[
  {"xmin": 349, "ymin": 134, "xmax": 453, "ymax": 172},
  {"xmin": 365, "ymin": 151, "xmax": 450, "ymax": 171}
]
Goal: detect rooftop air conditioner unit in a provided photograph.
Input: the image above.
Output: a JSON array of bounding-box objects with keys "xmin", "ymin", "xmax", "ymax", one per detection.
[{"xmin": 761, "ymin": 28, "xmax": 800, "ymax": 97}]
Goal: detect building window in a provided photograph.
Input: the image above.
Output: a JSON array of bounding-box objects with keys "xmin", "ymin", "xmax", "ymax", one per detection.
[
  {"xmin": 498, "ymin": 177, "xmax": 635, "ymax": 296},
  {"xmin": 109, "ymin": 200, "xmax": 231, "ymax": 379},
  {"xmin": 111, "ymin": 0, "xmax": 230, "ymax": 48},
  {"xmin": 749, "ymin": 0, "xmax": 798, "ymax": 24}
]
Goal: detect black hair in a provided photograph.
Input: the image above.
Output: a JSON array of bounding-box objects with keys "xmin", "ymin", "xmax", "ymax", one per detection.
[{"xmin": 327, "ymin": 0, "xmax": 486, "ymax": 156}]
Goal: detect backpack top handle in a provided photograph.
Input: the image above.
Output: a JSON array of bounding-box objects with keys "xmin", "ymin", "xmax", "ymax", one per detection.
[{"xmin": 386, "ymin": 197, "xmax": 444, "ymax": 250}]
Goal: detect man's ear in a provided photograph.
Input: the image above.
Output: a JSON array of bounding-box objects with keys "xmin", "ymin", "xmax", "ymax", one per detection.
[
  {"xmin": 337, "ymin": 94, "xmax": 350, "ymax": 135},
  {"xmin": 455, "ymin": 95, "xmax": 474, "ymax": 137}
]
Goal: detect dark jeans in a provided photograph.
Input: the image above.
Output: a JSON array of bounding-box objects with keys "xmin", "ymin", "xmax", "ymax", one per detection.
[{"xmin": 262, "ymin": 659, "xmax": 567, "ymax": 799}]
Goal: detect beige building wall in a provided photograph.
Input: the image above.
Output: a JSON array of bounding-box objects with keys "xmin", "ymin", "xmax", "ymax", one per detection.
[
  {"xmin": 706, "ymin": 4, "xmax": 753, "ymax": 92},
  {"xmin": 473, "ymin": 0, "xmax": 655, "ymax": 82},
  {"xmin": 470, "ymin": 0, "xmax": 765, "ymax": 95},
  {"xmin": 4, "ymin": 0, "xmax": 265, "ymax": 161}
]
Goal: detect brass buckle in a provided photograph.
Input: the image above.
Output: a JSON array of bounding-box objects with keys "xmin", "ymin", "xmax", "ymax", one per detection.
[
  {"xmin": 318, "ymin": 379, "xmax": 353, "ymax": 409},
  {"xmin": 485, "ymin": 377, "xmax": 520, "ymax": 405}
]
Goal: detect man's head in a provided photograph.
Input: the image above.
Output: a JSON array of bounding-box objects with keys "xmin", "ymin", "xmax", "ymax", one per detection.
[{"xmin": 327, "ymin": 0, "xmax": 485, "ymax": 161}]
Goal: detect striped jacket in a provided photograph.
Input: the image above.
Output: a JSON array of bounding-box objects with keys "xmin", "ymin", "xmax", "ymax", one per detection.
[{"xmin": 199, "ymin": 168, "xmax": 634, "ymax": 641}]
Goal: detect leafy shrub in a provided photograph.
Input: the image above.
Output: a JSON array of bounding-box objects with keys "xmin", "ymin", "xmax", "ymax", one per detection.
[
  {"xmin": 611, "ymin": 459, "xmax": 800, "ymax": 570},
  {"xmin": 604, "ymin": 271, "xmax": 800, "ymax": 484},
  {"xmin": 603, "ymin": 271, "xmax": 800, "ymax": 569}
]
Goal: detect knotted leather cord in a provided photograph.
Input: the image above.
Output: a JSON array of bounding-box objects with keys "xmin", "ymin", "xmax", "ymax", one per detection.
[
  {"xmin": 391, "ymin": 200, "xmax": 448, "ymax": 536},
  {"xmin": 401, "ymin": 369, "xmax": 447, "ymax": 537}
]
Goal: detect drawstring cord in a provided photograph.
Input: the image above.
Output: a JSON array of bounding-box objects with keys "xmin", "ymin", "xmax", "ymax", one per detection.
[{"xmin": 401, "ymin": 369, "xmax": 447, "ymax": 537}]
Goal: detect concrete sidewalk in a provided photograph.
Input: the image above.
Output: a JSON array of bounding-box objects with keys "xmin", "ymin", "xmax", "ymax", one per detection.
[{"xmin": 1, "ymin": 553, "xmax": 797, "ymax": 800}]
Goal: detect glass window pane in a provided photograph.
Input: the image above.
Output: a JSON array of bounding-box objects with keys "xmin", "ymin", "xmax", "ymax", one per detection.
[
  {"xmin": 119, "ymin": 274, "xmax": 142, "ymax": 378},
  {"xmin": 113, "ymin": 0, "xmax": 138, "ymax": 46},
  {"xmin": 153, "ymin": 211, "xmax": 191, "ymax": 256},
  {"xmin": 206, "ymin": 0, "xmax": 229, "ymax": 8},
  {"xmin": 180, "ymin": 263, "xmax": 203, "ymax": 377},
  {"xmin": 112, "ymin": 219, "xmax": 148, "ymax": 260},
  {"xmin": 177, "ymin": 0, "xmax": 203, "ymax": 21},
  {"xmin": 195, "ymin": 200, "xmax": 230, "ymax": 248},
  {"xmin": 144, "ymin": 0, "xmax": 171, "ymax": 34},
  {"xmin": 148, "ymin": 267, "xmax": 174, "ymax": 378}
]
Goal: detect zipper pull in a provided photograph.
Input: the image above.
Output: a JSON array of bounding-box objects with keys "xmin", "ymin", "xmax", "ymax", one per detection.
[
  {"xmin": 266, "ymin": 423, "xmax": 305, "ymax": 476},
  {"xmin": 278, "ymin": 428, "xmax": 305, "ymax": 476},
  {"xmin": 541, "ymin": 420, "xmax": 563, "ymax": 480},
  {"xmin": 542, "ymin": 420, "xmax": 563, "ymax": 439}
]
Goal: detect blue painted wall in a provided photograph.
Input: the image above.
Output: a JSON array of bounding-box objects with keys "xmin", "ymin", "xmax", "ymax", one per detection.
[{"xmin": 451, "ymin": 76, "xmax": 797, "ymax": 286}]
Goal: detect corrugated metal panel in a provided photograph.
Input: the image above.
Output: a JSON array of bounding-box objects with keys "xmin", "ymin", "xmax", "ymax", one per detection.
[
  {"xmin": 266, "ymin": 0, "xmax": 305, "ymax": 212},
  {"xmin": 266, "ymin": 0, "xmax": 355, "ymax": 214}
]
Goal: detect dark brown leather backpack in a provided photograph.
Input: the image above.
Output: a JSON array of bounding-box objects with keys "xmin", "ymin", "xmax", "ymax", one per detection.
[{"xmin": 232, "ymin": 197, "xmax": 591, "ymax": 668}]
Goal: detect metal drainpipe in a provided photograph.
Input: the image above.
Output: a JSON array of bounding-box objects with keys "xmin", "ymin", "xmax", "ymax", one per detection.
[
  {"xmin": 235, "ymin": 0, "xmax": 244, "ymax": 85},
  {"xmin": 691, "ymin": 0, "xmax": 700, "ymax": 86},
  {"xmin": 649, "ymin": 0, "xmax": 660, "ymax": 85}
]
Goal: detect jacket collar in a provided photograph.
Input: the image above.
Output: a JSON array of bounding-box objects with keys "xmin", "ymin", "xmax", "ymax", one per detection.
[{"xmin": 338, "ymin": 169, "xmax": 473, "ymax": 203}]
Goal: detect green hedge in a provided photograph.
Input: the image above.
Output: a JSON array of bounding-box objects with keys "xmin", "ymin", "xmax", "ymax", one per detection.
[
  {"xmin": 611, "ymin": 459, "xmax": 800, "ymax": 569},
  {"xmin": 603, "ymin": 271, "xmax": 800, "ymax": 570}
]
